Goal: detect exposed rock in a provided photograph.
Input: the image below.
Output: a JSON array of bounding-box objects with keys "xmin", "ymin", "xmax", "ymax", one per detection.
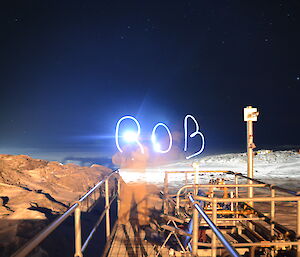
[{"xmin": 0, "ymin": 154, "xmax": 111, "ymax": 257}]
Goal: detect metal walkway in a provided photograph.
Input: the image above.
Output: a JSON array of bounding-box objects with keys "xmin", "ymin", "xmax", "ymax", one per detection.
[{"xmin": 108, "ymin": 221, "xmax": 170, "ymax": 257}]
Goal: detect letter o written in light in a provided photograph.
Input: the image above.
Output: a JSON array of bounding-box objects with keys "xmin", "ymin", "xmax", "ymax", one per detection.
[{"xmin": 151, "ymin": 123, "xmax": 172, "ymax": 154}]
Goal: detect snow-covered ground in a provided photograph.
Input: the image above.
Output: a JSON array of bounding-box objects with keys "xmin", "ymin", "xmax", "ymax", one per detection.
[{"xmin": 119, "ymin": 150, "xmax": 300, "ymax": 191}]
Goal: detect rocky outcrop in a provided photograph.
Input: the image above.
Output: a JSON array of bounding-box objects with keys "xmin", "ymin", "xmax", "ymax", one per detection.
[{"xmin": 0, "ymin": 154, "xmax": 111, "ymax": 256}]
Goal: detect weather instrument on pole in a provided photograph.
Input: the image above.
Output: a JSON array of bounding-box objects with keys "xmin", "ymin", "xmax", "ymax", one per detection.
[{"xmin": 244, "ymin": 106, "xmax": 259, "ymax": 208}]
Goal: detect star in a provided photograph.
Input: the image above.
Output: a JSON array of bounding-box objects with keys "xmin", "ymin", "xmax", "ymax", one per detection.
[{"xmin": 297, "ymin": 76, "xmax": 300, "ymax": 81}]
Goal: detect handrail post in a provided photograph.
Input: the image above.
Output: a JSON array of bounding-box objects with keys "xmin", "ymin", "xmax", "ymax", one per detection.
[
  {"xmin": 270, "ymin": 189, "xmax": 275, "ymax": 238},
  {"xmin": 117, "ymin": 177, "xmax": 121, "ymax": 214},
  {"xmin": 270, "ymin": 188, "xmax": 275, "ymax": 257},
  {"xmin": 192, "ymin": 200, "xmax": 199, "ymax": 256},
  {"xmin": 74, "ymin": 204, "xmax": 83, "ymax": 257},
  {"xmin": 235, "ymin": 175, "xmax": 239, "ymax": 203},
  {"xmin": 212, "ymin": 199, "xmax": 217, "ymax": 257},
  {"xmin": 10, "ymin": 170, "xmax": 119, "ymax": 257},
  {"xmin": 194, "ymin": 166, "xmax": 199, "ymax": 196},
  {"xmin": 185, "ymin": 172, "xmax": 188, "ymax": 185},
  {"xmin": 105, "ymin": 178, "xmax": 111, "ymax": 238},
  {"xmin": 247, "ymin": 118, "xmax": 254, "ymax": 207},
  {"xmin": 235, "ymin": 175, "xmax": 239, "ymax": 224},
  {"xmin": 164, "ymin": 172, "xmax": 169, "ymax": 214},
  {"xmin": 189, "ymin": 195, "xmax": 240, "ymax": 257}
]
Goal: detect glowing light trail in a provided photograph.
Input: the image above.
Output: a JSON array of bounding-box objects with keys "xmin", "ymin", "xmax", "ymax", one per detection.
[
  {"xmin": 184, "ymin": 114, "xmax": 205, "ymax": 159},
  {"xmin": 115, "ymin": 114, "xmax": 205, "ymax": 159},
  {"xmin": 151, "ymin": 122, "xmax": 172, "ymax": 153},
  {"xmin": 115, "ymin": 116, "xmax": 144, "ymax": 154}
]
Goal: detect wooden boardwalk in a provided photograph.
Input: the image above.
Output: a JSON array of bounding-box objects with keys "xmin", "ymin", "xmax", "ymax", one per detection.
[{"xmin": 107, "ymin": 221, "xmax": 170, "ymax": 257}]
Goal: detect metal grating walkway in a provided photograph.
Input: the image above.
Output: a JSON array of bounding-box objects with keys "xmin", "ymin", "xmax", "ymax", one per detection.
[{"xmin": 107, "ymin": 221, "xmax": 170, "ymax": 257}]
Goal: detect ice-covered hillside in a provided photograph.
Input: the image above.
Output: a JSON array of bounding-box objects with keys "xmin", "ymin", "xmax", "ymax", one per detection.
[
  {"xmin": 166, "ymin": 150, "xmax": 300, "ymax": 178},
  {"xmin": 120, "ymin": 151, "xmax": 300, "ymax": 190}
]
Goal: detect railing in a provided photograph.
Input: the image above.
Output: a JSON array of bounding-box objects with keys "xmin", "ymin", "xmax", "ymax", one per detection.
[
  {"xmin": 11, "ymin": 169, "xmax": 120, "ymax": 257},
  {"xmin": 164, "ymin": 170, "xmax": 300, "ymax": 257},
  {"xmin": 189, "ymin": 193, "xmax": 300, "ymax": 257},
  {"xmin": 227, "ymin": 171, "xmax": 300, "ymax": 196},
  {"xmin": 189, "ymin": 195, "xmax": 240, "ymax": 257}
]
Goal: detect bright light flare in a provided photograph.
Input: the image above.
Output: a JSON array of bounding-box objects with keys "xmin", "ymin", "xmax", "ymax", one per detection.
[
  {"xmin": 115, "ymin": 115, "xmax": 144, "ymax": 154},
  {"xmin": 123, "ymin": 130, "xmax": 138, "ymax": 143},
  {"xmin": 152, "ymin": 141, "xmax": 161, "ymax": 152},
  {"xmin": 151, "ymin": 123, "xmax": 172, "ymax": 153}
]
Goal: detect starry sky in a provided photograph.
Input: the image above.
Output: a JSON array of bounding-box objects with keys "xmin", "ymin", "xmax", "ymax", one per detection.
[{"xmin": 0, "ymin": 1, "xmax": 299, "ymax": 163}]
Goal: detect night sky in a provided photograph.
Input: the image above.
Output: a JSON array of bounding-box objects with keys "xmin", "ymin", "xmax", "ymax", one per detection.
[{"xmin": 1, "ymin": 1, "xmax": 299, "ymax": 163}]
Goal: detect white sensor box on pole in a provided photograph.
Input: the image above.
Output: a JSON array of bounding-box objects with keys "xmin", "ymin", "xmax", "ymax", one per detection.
[{"xmin": 244, "ymin": 106, "xmax": 259, "ymax": 122}]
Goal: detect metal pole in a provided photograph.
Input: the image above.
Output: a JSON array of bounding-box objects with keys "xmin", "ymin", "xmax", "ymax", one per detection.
[
  {"xmin": 117, "ymin": 178, "xmax": 121, "ymax": 215},
  {"xmin": 74, "ymin": 205, "xmax": 83, "ymax": 257},
  {"xmin": 192, "ymin": 203, "xmax": 199, "ymax": 256},
  {"xmin": 212, "ymin": 200, "xmax": 217, "ymax": 257},
  {"xmin": 194, "ymin": 169, "xmax": 197, "ymax": 195},
  {"xmin": 164, "ymin": 172, "xmax": 169, "ymax": 214},
  {"xmin": 229, "ymin": 191, "xmax": 235, "ymax": 226},
  {"xmin": 230, "ymin": 191, "xmax": 234, "ymax": 212},
  {"xmin": 189, "ymin": 196, "xmax": 240, "ymax": 257},
  {"xmin": 193, "ymin": 162, "xmax": 199, "ymax": 195},
  {"xmin": 244, "ymin": 106, "xmax": 258, "ymax": 208},
  {"xmin": 184, "ymin": 172, "xmax": 188, "ymax": 197},
  {"xmin": 245, "ymin": 106, "xmax": 259, "ymax": 232},
  {"xmin": 250, "ymin": 246, "xmax": 256, "ymax": 257},
  {"xmin": 235, "ymin": 175, "xmax": 239, "ymax": 199},
  {"xmin": 247, "ymin": 119, "xmax": 254, "ymax": 207},
  {"xmin": 105, "ymin": 179, "xmax": 110, "ymax": 238},
  {"xmin": 270, "ymin": 189, "xmax": 275, "ymax": 238},
  {"xmin": 271, "ymin": 189, "xmax": 275, "ymax": 257},
  {"xmin": 235, "ymin": 175, "xmax": 239, "ymax": 223},
  {"xmin": 86, "ymin": 195, "xmax": 89, "ymax": 211}
]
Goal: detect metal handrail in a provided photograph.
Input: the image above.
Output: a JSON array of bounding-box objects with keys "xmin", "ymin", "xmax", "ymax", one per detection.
[
  {"xmin": 175, "ymin": 183, "xmax": 267, "ymax": 211},
  {"xmin": 171, "ymin": 171, "xmax": 299, "ymax": 211},
  {"xmin": 11, "ymin": 169, "xmax": 119, "ymax": 257},
  {"xmin": 189, "ymin": 195, "xmax": 240, "ymax": 257},
  {"xmin": 164, "ymin": 170, "xmax": 300, "ymax": 256},
  {"xmin": 227, "ymin": 171, "xmax": 299, "ymax": 196},
  {"xmin": 164, "ymin": 169, "xmax": 298, "ymax": 196},
  {"xmin": 11, "ymin": 203, "xmax": 79, "ymax": 257}
]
